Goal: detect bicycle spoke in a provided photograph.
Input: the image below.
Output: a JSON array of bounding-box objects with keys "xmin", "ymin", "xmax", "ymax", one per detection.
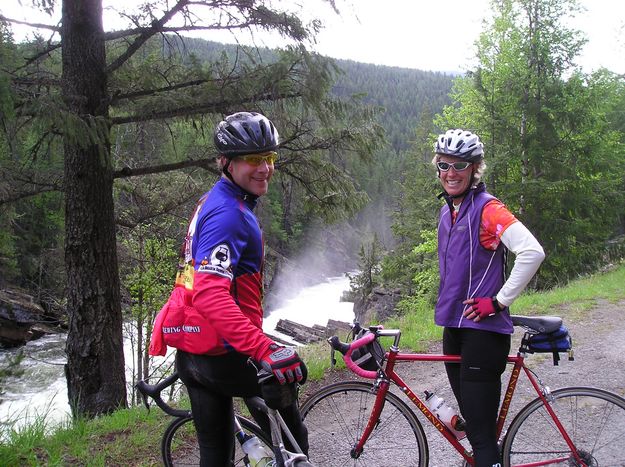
[
  {"xmin": 301, "ymin": 382, "xmax": 427, "ymax": 467},
  {"xmin": 503, "ymin": 387, "xmax": 625, "ymax": 467}
]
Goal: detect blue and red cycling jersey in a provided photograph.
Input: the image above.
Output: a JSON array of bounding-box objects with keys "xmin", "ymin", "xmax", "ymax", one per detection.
[{"xmin": 174, "ymin": 177, "xmax": 274, "ymax": 360}]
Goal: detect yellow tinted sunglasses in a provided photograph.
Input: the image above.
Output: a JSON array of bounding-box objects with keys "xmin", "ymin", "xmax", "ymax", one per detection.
[{"xmin": 237, "ymin": 152, "xmax": 278, "ymax": 166}]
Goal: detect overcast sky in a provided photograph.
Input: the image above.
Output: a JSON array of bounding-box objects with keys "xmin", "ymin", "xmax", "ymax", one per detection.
[
  {"xmin": 310, "ymin": 0, "xmax": 625, "ymax": 74},
  {"xmin": 2, "ymin": 0, "xmax": 624, "ymax": 74}
]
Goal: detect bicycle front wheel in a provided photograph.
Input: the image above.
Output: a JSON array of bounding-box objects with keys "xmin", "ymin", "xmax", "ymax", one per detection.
[
  {"xmin": 502, "ymin": 386, "xmax": 625, "ymax": 467},
  {"xmin": 162, "ymin": 415, "xmax": 272, "ymax": 466},
  {"xmin": 300, "ymin": 381, "xmax": 428, "ymax": 467}
]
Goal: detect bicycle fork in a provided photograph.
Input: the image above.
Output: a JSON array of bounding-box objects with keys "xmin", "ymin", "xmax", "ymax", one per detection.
[{"xmin": 349, "ymin": 379, "xmax": 391, "ymax": 459}]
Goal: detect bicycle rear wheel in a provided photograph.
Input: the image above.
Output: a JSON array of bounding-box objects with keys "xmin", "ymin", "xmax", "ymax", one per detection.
[
  {"xmin": 300, "ymin": 381, "xmax": 428, "ymax": 467},
  {"xmin": 162, "ymin": 415, "xmax": 272, "ymax": 466},
  {"xmin": 502, "ymin": 386, "xmax": 625, "ymax": 467}
]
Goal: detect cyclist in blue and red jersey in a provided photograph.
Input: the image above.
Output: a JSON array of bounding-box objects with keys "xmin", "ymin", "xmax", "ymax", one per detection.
[
  {"xmin": 432, "ymin": 129, "xmax": 545, "ymax": 467},
  {"xmin": 170, "ymin": 112, "xmax": 308, "ymax": 466}
]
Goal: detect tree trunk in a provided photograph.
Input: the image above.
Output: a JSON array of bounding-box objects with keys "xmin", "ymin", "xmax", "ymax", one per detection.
[{"xmin": 61, "ymin": 0, "xmax": 127, "ymax": 418}]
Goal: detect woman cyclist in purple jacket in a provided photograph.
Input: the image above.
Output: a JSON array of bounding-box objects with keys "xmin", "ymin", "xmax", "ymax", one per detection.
[{"xmin": 433, "ymin": 129, "xmax": 545, "ymax": 467}]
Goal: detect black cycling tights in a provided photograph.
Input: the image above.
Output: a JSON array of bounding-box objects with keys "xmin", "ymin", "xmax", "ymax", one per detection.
[
  {"xmin": 443, "ymin": 327, "xmax": 511, "ymax": 467},
  {"xmin": 176, "ymin": 350, "xmax": 308, "ymax": 467}
]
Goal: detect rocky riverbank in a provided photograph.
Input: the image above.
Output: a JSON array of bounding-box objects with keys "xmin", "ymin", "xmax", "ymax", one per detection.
[{"xmin": 0, "ymin": 288, "xmax": 66, "ymax": 348}]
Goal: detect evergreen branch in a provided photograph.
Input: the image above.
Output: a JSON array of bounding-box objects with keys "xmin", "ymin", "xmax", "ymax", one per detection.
[
  {"xmin": 276, "ymin": 166, "xmax": 325, "ymax": 203},
  {"xmin": 0, "ymin": 168, "xmax": 62, "ymax": 204},
  {"xmin": 0, "ymin": 14, "xmax": 60, "ymax": 33},
  {"xmin": 12, "ymin": 76, "xmax": 62, "ymax": 88},
  {"xmin": 110, "ymin": 58, "xmax": 291, "ymax": 106},
  {"xmin": 0, "ymin": 186, "xmax": 59, "ymax": 204},
  {"xmin": 110, "ymin": 78, "xmax": 217, "ymax": 105},
  {"xmin": 115, "ymin": 190, "xmax": 201, "ymax": 228},
  {"xmin": 104, "ymin": 21, "xmax": 280, "ymax": 41},
  {"xmin": 106, "ymin": 0, "xmax": 191, "ymax": 75},
  {"xmin": 110, "ymin": 91, "xmax": 302, "ymax": 124},
  {"xmin": 113, "ymin": 157, "xmax": 220, "ymax": 179}
]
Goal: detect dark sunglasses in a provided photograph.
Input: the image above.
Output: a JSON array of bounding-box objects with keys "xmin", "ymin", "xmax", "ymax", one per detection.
[{"xmin": 437, "ymin": 161, "xmax": 472, "ymax": 172}]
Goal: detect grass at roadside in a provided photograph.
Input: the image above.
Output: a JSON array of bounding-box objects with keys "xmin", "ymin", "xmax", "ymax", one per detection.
[
  {"xmin": 0, "ymin": 405, "xmax": 168, "ymax": 466},
  {"xmin": 2, "ymin": 262, "xmax": 624, "ymax": 465}
]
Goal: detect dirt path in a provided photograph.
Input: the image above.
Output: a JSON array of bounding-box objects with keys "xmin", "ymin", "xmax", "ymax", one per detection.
[{"xmin": 301, "ymin": 299, "xmax": 625, "ymax": 466}]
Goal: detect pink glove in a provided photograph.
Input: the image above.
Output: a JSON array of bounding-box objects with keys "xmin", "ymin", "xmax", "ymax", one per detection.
[
  {"xmin": 463, "ymin": 296, "xmax": 504, "ymax": 321},
  {"xmin": 260, "ymin": 344, "xmax": 304, "ymax": 384}
]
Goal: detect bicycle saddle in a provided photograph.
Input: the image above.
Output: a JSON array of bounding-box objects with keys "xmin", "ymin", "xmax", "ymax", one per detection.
[{"xmin": 511, "ymin": 315, "xmax": 562, "ymax": 333}]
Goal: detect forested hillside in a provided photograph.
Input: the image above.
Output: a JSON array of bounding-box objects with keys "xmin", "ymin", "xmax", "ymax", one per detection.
[
  {"xmin": 0, "ymin": 36, "xmax": 454, "ymax": 304},
  {"xmin": 165, "ymin": 37, "xmax": 455, "ymax": 153},
  {"xmin": 332, "ymin": 60, "xmax": 454, "ymax": 152}
]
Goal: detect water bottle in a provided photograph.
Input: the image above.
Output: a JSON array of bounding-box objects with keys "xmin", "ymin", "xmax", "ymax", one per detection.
[
  {"xmin": 424, "ymin": 390, "xmax": 466, "ymax": 440},
  {"xmin": 240, "ymin": 434, "xmax": 275, "ymax": 467}
]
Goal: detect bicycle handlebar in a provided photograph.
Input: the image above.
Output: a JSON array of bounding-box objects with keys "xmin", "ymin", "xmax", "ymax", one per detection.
[
  {"xmin": 328, "ymin": 326, "xmax": 400, "ymax": 380},
  {"xmin": 135, "ymin": 372, "xmax": 191, "ymax": 418}
]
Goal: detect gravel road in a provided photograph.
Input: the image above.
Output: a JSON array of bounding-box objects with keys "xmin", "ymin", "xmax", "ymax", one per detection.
[{"xmin": 301, "ymin": 299, "xmax": 625, "ymax": 466}]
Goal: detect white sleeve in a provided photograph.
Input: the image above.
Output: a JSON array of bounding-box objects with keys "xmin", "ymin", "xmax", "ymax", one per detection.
[{"xmin": 496, "ymin": 221, "xmax": 545, "ymax": 307}]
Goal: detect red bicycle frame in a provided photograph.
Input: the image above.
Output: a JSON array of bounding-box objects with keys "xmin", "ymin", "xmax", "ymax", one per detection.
[{"xmin": 342, "ymin": 329, "xmax": 587, "ymax": 467}]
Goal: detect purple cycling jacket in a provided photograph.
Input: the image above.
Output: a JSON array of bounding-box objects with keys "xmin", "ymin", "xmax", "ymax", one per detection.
[{"xmin": 435, "ymin": 183, "xmax": 513, "ymax": 334}]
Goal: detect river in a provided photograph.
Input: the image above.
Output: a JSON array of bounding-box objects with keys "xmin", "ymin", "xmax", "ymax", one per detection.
[{"xmin": 0, "ymin": 275, "xmax": 354, "ymax": 431}]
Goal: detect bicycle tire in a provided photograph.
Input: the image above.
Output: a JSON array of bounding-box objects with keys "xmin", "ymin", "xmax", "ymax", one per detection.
[
  {"xmin": 300, "ymin": 381, "xmax": 428, "ymax": 467},
  {"xmin": 162, "ymin": 415, "xmax": 272, "ymax": 466},
  {"xmin": 502, "ymin": 386, "xmax": 625, "ymax": 467}
]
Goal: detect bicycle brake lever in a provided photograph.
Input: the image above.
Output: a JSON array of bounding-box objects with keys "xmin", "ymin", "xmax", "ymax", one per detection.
[
  {"xmin": 135, "ymin": 382, "xmax": 151, "ymax": 412},
  {"xmin": 257, "ymin": 368, "xmax": 274, "ymax": 384}
]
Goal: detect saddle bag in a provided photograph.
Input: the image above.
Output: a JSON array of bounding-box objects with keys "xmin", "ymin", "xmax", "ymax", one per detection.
[
  {"xmin": 349, "ymin": 325, "xmax": 386, "ymax": 371},
  {"xmin": 523, "ymin": 325, "xmax": 573, "ymax": 366}
]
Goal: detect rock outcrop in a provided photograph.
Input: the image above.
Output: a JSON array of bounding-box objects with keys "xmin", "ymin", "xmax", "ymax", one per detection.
[
  {"xmin": 0, "ymin": 288, "xmax": 65, "ymax": 348},
  {"xmin": 352, "ymin": 287, "xmax": 403, "ymax": 326}
]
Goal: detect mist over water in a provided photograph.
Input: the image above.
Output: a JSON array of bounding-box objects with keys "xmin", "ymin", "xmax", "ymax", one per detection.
[{"xmin": 263, "ymin": 274, "xmax": 355, "ymax": 342}]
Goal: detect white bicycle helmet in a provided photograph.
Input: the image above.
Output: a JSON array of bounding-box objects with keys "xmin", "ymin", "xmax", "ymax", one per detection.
[{"xmin": 434, "ymin": 129, "xmax": 484, "ymax": 162}]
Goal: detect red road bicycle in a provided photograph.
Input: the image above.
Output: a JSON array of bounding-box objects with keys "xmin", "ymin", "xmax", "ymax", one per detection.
[{"xmin": 300, "ymin": 315, "xmax": 625, "ymax": 466}]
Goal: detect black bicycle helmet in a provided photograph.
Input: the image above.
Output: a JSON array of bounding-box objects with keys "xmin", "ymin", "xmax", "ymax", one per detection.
[
  {"xmin": 214, "ymin": 112, "xmax": 279, "ymax": 158},
  {"xmin": 434, "ymin": 129, "xmax": 484, "ymax": 162}
]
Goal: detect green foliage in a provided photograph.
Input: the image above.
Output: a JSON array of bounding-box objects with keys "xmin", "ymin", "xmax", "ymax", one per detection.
[
  {"xmin": 512, "ymin": 261, "xmax": 625, "ymax": 316},
  {"xmin": 0, "ymin": 404, "xmax": 166, "ymax": 466},
  {"xmin": 345, "ymin": 234, "xmax": 384, "ymax": 302},
  {"xmin": 436, "ymin": 0, "xmax": 625, "ymax": 288},
  {"xmin": 119, "ymin": 222, "xmax": 180, "ymax": 386},
  {"xmin": 121, "ymin": 234, "xmax": 178, "ymax": 320},
  {"xmin": 378, "ymin": 111, "xmax": 441, "ymax": 298},
  {"xmin": 0, "ymin": 206, "xmax": 18, "ymax": 283},
  {"xmin": 385, "ymin": 296, "xmax": 442, "ymax": 352},
  {"xmin": 12, "ymin": 193, "xmax": 65, "ymax": 294}
]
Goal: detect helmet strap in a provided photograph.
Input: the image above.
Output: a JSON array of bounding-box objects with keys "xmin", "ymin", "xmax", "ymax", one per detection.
[{"xmin": 222, "ymin": 158, "xmax": 233, "ymax": 181}]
